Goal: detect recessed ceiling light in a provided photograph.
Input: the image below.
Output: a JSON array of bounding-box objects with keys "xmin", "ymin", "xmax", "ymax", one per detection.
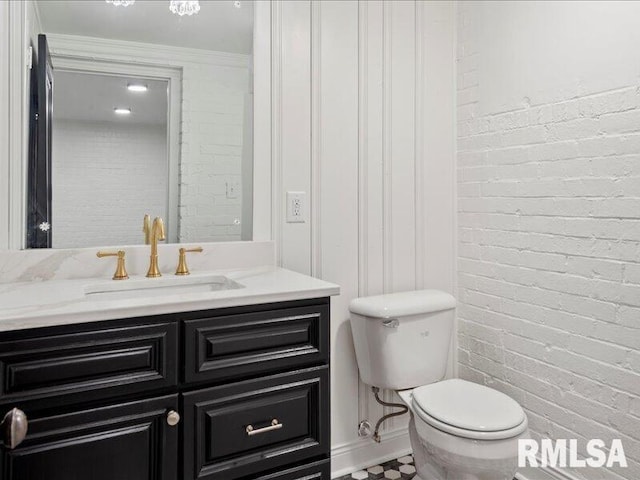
[
  {"xmin": 106, "ymin": 0, "xmax": 135, "ymax": 6},
  {"xmin": 114, "ymin": 107, "xmax": 131, "ymax": 115},
  {"xmin": 234, "ymin": 1, "xmax": 241, "ymax": 8},
  {"xmin": 127, "ymin": 84, "xmax": 148, "ymax": 92}
]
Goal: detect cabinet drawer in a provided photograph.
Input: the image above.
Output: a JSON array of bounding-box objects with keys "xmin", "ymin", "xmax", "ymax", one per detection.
[
  {"xmin": 0, "ymin": 394, "xmax": 178, "ymax": 480},
  {"xmin": 0, "ymin": 322, "xmax": 177, "ymax": 404},
  {"xmin": 252, "ymin": 459, "xmax": 330, "ymax": 480},
  {"xmin": 183, "ymin": 304, "xmax": 328, "ymax": 384},
  {"xmin": 183, "ymin": 366, "xmax": 329, "ymax": 480}
]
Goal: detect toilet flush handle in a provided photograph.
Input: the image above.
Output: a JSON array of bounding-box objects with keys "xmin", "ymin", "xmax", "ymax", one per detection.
[{"xmin": 382, "ymin": 318, "xmax": 399, "ymax": 328}]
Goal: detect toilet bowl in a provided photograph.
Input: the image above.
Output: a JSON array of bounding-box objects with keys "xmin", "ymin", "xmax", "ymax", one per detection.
[
  {"xmin": 349, "ymin": 290, "xmax": 529, "ymax": 480},
  {"xmin": 398, "ymin": 380, "xmax": 529, "ymax": 480}
]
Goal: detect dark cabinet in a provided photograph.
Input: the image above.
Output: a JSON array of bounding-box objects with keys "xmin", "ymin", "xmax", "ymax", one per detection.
[
  {"xmin": 183, "ymin": 367, "xmax": 329, "ymax": 480},
  {"xmin": 1, "ymin": 395, "xmax": 179, "ymax": 480},
  {"xmin": 0, "ymin": 298, "xmax": 331, "ymax": 480},
  {"xmin": 183, "ymin": 304, "xmax": 329, "ymax": 384},
  {"xmin": 252, "ymin": 459, "xmax": 331, "ymax": 480},
  {"xmin": 0, "ymin": 321, "xmax": 178, "ymax": 406}
]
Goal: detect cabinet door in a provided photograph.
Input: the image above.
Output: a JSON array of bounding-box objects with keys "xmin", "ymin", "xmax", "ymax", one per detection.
[
  {"xmin": 0, "ymin": 395, "xmax": 178, "ymax": 480},
  {"xmin": 183, "ymin": 367, "xmax": 329, "ymax": 480}
]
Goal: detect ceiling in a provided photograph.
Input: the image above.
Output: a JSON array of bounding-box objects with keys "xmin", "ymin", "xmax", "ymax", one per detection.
[
  {"xmin": 53, "ymin": 71, "xmax": 168, "ymax": 125},
  {"xmin": 36, "ymin": 0, "xmax": 254, "ymax": 55}
]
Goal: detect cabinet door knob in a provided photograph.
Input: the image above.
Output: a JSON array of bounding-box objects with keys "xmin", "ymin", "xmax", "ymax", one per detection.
[
  {"xmin": 166, "ymin": 410, "xmax": 180, "ymax": 426},
  {"xmin": 1, "ymin": 408, "xmax": 28, "ymax": 449}
]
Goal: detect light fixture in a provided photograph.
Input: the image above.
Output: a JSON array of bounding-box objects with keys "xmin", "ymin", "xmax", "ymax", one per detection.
[
  {"xmin": 127, "ymin": 84, "xmax": 148, "ymax": 93},
  {"xmin": 114, "ymin": 107, "xmax": 132, "ymax": 115},
  {"xmin": 234, "ymin": 1, "xmax": 241, "ymax": 7},
  {"xmin": 105, "ymin": 0, "xmax": 135, "ymax": 7},
  {"xmin": 169, "ymin": 0, "xmax": 200, "ymax": 16}
]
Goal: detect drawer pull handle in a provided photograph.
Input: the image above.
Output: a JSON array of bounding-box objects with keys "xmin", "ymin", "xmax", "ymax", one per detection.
[
  {"xmin": 166, "ymin": 410, "xmax": 181, "ymax": 427},
  {"xmin": 1, "ymin": 408, "xmax": 28, "ymax": 449},
  {"xmin": 246, "ymin": 419, "xmax": 283, "ymax": 436}
]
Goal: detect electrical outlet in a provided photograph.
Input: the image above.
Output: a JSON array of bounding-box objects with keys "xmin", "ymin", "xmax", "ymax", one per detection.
[
  {"xmin": 286, "ymin": 191, "xmax": 306, "ymax": 223},
  {"xmin": 226, "ymin": 179, "xmax": 240, "ymax": 199}
]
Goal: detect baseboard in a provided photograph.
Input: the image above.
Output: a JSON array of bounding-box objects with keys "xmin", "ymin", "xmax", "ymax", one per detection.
[
  {"xmin": 515, "ymin": 459, "xmax": 583, "ymax": 480},
  {"xmin": 330, "ymin": 427, "xmax": 412, "ymax": 479}
]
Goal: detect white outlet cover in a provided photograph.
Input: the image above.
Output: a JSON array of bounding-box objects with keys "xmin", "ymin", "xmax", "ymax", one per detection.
[
  {"xmin": 286, "ymin": 191, "xmax": 306, "ymax": 223},
  {"xmin": 226, "ymin": 180, "xmax": 240, "ymax": 199}
]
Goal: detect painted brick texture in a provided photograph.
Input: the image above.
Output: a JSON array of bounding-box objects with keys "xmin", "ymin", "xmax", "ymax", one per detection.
[
  {"xmin": 179, "ymin": 63, "xmax": 250, "ymax": 243},
  {"xmin": 52, "ymin": 120, "xmax": 167, "ymax": 248},
  {"xmin": 457, "ymin": 3, "xmax": 640, "ymax": 480}
]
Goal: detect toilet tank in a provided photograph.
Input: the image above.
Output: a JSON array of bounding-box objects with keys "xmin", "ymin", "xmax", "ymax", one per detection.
[{"xmin": 349, "ymin": 290, "xmax": 456, "ymax": 390}]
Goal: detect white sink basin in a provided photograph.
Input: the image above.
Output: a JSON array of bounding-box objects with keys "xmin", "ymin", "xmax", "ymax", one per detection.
[{"xmin": 85, "ymin": 274, "xmax": 244, "ymax": 300}]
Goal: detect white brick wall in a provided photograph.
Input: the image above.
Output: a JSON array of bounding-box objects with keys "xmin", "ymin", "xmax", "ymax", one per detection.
[
  {"xmin": 52, "ymin": 120, "xmax": 167, "ymax": 248},
  {"xmin": 457, "ymin": 3, "xmax": 640, "ymax": 480},
  {"xmin": 178, "ymin": 63, "xmax": 250, "ymax": 243}
]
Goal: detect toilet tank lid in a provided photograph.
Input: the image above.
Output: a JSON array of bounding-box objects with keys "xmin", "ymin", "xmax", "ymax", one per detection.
[{"xmin": 349, "ymin": 290, "xmax": 456, "ymax": 318}]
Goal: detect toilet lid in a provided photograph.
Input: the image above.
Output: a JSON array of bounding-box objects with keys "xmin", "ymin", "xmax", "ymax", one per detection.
[{"xmin": 412, "ymin": 379, "xmax": 525, "ymax": 433}]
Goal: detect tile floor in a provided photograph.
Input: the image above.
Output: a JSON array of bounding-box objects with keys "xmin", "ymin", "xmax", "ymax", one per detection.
[
  {"xmin": 334, "ymin": 455, "xmax": 518, "ymax": 480},
  {"xmin": 335, "ymin": 455, "xmax": 417, "ymax": 480}
]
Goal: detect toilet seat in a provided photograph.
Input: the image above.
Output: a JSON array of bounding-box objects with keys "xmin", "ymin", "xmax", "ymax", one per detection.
[{"xmin": 411, "ymin": 379, "xmax": 528, "ymax": 440}]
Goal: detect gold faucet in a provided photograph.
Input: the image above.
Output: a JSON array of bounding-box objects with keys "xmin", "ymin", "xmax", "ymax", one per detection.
[
  {"xmin": 146, "ymin": 217, "xmax": 166, "ymax": 278},
  {"xmin": 142, "ymin": 214, "xmax": 151, "ymax": 244}
]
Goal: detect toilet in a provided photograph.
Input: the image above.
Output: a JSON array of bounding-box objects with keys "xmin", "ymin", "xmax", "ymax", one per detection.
[{"xmin": 349, "ymin": 290, "xmax": 529, "ymax": 480}]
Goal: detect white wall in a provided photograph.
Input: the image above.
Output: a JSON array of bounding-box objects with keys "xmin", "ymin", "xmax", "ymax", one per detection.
[
  {"xmin": 52, "ymin": 120, "xmax": 167, "ymax": 248},
  {"xmin": 457, "ymin": 2, "xmax": 640, "ymax": 480},
  {"xmin": 0, "ymin": 2, "xmax": 9, "ymax": 250},
  {"xmin": 274, "ymin": 1, "xmax": 456, "ymax": 475}
]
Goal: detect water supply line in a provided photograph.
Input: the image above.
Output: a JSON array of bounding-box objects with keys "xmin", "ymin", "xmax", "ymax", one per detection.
[{"xmin": 371, "ymin": 386, "xmax": 409, "ymax": 443}]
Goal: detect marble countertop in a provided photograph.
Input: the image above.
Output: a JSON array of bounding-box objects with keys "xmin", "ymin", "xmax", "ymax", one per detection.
[{"xmin": 0, "ymin": 266, "xmax": 340, "ymax": 332}]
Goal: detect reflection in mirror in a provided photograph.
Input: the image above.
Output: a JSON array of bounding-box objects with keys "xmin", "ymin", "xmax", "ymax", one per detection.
[
  {"xmin": 26, "ymin": 0, "xmax": 254, "ymax": 248},
  {"xmin": 53, "ymin": 72, "xmax": 171, "ymax": 247}
]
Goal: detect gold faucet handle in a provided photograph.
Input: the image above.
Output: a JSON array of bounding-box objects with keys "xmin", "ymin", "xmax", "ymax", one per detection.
[
  {"xmin": 175, "ymin": 247, "xmax": 203, "ymax": 276},
  {"xmin": 97, "ymin": 250, "xmax": 129, "ymax": 280},
  {"xmin": 142, "ymin": 214, "xmax": 151, "ymax": 245}
]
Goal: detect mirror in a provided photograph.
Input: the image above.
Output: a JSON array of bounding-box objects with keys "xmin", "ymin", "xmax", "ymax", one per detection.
[{"xmin": 26, "ymin": 0, "xmax": 255, "ymax": 248}]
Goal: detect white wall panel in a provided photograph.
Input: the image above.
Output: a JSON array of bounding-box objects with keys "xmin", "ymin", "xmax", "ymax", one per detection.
[
  {"xmin": 275, "ymin": 0, "xmax": 457, "ymax": 474},
  {"xmin": 420, "ymin": 1, "xmax": 457, "ymax": 377},
  {"xmin": 388, "ymin": 0, "xmax": 417, "ymax": 295},
  {"xmin": 421, "ymin": 1, "xmax": 456, "ymax": 294},
  {"xmin": 359, "ymin": 0, "xmax": 385, "ymax": 307},
  {"xmin": 315, "ymin": 0, "xmax": 361, "ymax": 449},
  {"xmin": 274, "ymin": 0, "xmax": 312, "ymax": 274},
  {"xmin": 357, "ymin": 0, "xmax": 386, "ymax": 438}
]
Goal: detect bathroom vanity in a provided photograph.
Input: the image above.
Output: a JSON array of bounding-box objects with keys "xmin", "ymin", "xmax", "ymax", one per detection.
[{"xmin": 0, "ymin": 246, "xmax": 338, "ymax": 480}]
